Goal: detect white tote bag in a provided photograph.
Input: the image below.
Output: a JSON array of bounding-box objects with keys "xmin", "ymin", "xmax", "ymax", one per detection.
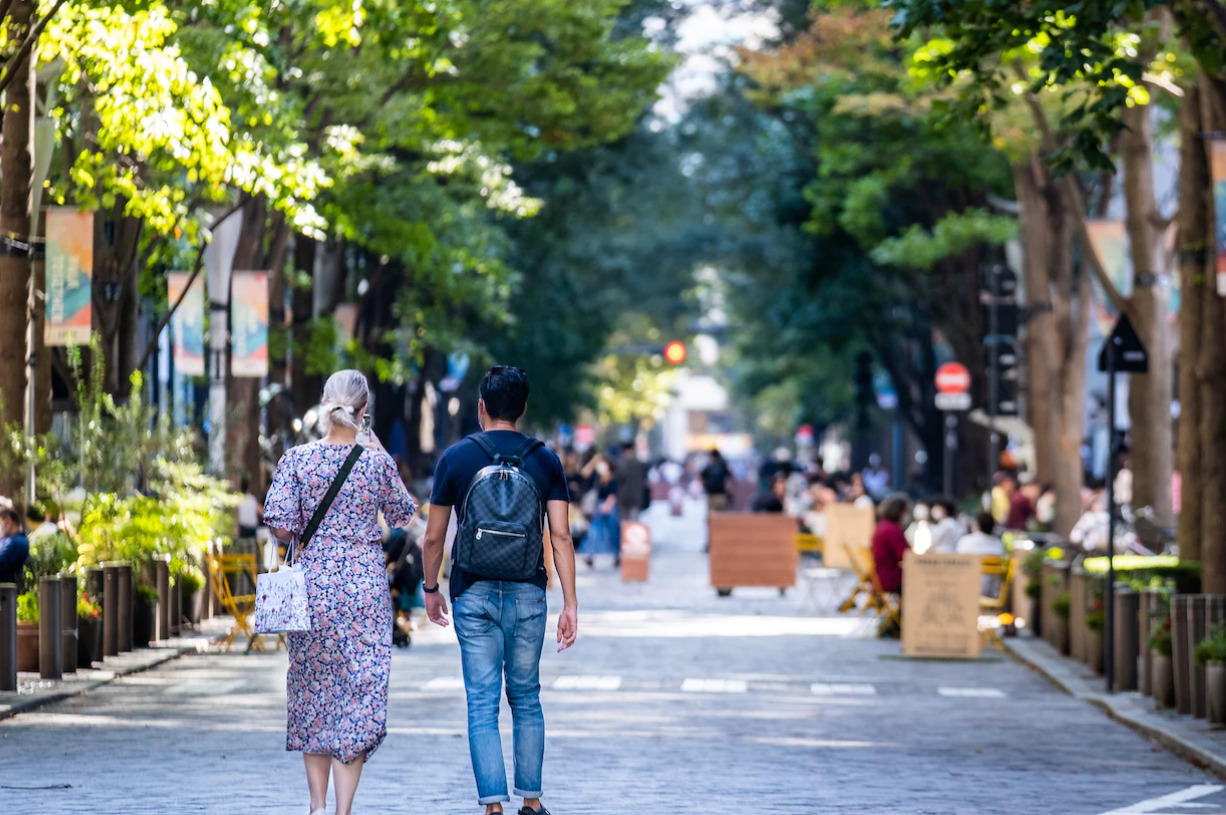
[{"xmin": 253, "ymin": 444, "xmax": 364, "ymax": 634}]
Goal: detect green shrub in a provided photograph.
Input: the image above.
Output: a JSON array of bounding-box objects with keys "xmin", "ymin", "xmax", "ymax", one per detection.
[
  {"xmin": 77, "ymin": 592, "xmax": 101, "ymax": 620},
  {"xmin": 134, "ymin": 583, "xmax": 159, "ymax": 604},
  {"xmin": 175, "ymin": 566, "xmax": 204, "ymax": 595},
  {"xmin": 1151, "ymin": 625, "xmax": 1174, "ymax": 657},
  {"xmin": 16, "ymin": 591, "xmax": 38, "ymax": 622},
  {"xmin": 1025, "ymin": 581, "xmax": 1041, "ymax": 600},
  {"xmin": 1196, "ymin": 624, "xmax": 1226, "ymax": 666},
  {"xmin": 1086, "ymin": 610, "xmax": 1106, "ymax": 633},
  {"xmin": 1053, "ymin": 592, "xmax": 1071, "ymax": 620}
]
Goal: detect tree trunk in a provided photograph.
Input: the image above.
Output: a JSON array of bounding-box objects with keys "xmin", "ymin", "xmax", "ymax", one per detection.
[
  {"xmin": 30, "ymin": 207, "xmax": 49, "ymax": 435},
  {"xmin": 1199, "ymin": 76, "xmax": 1226, "ymax": 593},
  {"xmin": 91, "ymin": 212, "xmax": 142, "ymax": 396},
  {"xmin": 0, "ymin": 0, "xmax": 34, "ymax": 498},
  {"xmin": 1121, "ymin": 103, "xmax": 1174, "ymax": 525},
  {"xmin": 1176, "ymin": 84, "xmax": 1208, "ymax": 565},
  {"xmin": 1014, "ymin": 160, "xmax": 1058, "ymax": 490},
  {"xmin": 291, "ymin": 234, "xmax": 318, "ymax": 414}
]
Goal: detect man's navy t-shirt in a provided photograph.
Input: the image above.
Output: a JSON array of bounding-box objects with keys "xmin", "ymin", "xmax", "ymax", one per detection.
[{"xmin": 431, "ymin": 431, "xmax": 570, "ymax": 600}]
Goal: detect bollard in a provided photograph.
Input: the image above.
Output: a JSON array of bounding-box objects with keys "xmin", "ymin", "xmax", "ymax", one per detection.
[
  {"xmin": 60, "ymin": 574, "xmax": 78, "ymax": 674},
  {"xmin": 1173, "ymin": 596, "xmax": 1193, "ymax": 715},
  {"xmin": 1191, "ymin": 595, "xmax": 1209, "ymax": 718},
  {"xmin": 155, "ymin": 556, "xmax": 170, "ymax": 642},
  {"xmin": 170, "ymin": 577, "xmax": 182, "ymax": 636},
  {"xmin": 0, "ymin": 583, "xmax": 16, "ymax": 691},
  {"xmin": 1138, "ymin": 589, "xmax": 1162, "ymax": 697},
  {"xmin": 102, "ymin": 563, "xmax": 119, "ymax": 657},
  {"xmin": 1114, "ymin": 587, "xmax": 1139, "ymax": 691},
  {"xmin": 117, "ymin": 563, "xmax": 133, "ymax": 653},
  {"xmin": 38, "ymin": 577, "xmax": 63, "ymax": 680},
  {"xmin": 1070, "ymin": 568, "xmax": 1087, "ymax": 664},
  {"xmin": 206, "ymin": 543, "xmax": 219, "ymax": 619}
]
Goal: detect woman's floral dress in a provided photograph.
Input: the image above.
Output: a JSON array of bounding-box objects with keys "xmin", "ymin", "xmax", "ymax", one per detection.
[{"xmin": 263, "ymin": 442, "xmax": 417, "ymax": 763}]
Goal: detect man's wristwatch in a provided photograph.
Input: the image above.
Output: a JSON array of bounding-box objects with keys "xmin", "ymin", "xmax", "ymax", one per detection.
[{"xmin": 423, "ymin": 583, "xmax": 440, "ymax": 594}]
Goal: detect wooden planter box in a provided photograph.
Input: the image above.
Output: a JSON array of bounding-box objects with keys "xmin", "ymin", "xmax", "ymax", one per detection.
[{"xmin": 708, "ymin": 513, "xmax": 798, "ymax": 597}]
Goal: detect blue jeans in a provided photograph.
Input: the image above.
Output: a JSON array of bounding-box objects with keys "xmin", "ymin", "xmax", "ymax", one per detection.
[{"xmin": 453, "ymin": 581, "xmax": 548, "ymax": 805}]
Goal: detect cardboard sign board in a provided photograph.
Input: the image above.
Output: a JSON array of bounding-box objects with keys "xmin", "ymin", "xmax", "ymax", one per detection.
[
  {"xmin": 901, "ymin": 551, "xmax": 982, "ymax": 659},
  {"xmin": 822, "ymin": 504, "xmax": 876, "ymax": 570},
  {"xmin": 621, "ymin": 521, "xmax": 650, "ymax": 582}
]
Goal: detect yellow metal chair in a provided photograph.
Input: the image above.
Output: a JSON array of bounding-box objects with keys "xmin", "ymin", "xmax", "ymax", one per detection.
[
  {"xmin": 796, "ymin": 533, "xmax": 823, "ymax": 556},
  {"xmin": 979, "ymin": 555, "xmax": 1016, "ymax": 651},
  {"xmin": 841, "ymin": 544, "xmax": 900, "ymax": 631},
  {"xmin": 207, "ymin": 553, "xmax": 284, "ymax": 653}
]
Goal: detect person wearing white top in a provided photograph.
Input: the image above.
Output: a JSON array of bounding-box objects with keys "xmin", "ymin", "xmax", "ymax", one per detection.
[
  {"xmin": 237, "ymin": 477, "xmax": 264, "ymax": 539},
  {"xmin": 957, "ymin": 512, "xmax": 1006, "ymax": 596},
  {"xmin": 928, "ymin": 499, "xmax": 964, "ymax": 554}
]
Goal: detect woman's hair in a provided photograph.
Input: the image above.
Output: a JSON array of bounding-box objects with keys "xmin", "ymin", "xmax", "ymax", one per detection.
[
  {"xmin": 878, "ymin": 493, "xmax": 910, "ymax": 524},
  {"xmin": 319, "ymin": 369, "xmax": 369, "ymax": 435}
]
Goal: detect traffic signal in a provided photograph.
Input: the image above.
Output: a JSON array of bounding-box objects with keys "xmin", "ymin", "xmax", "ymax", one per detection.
[{"xmin": 664, "ymin": 341, "xmax": 687, "ymax": 365}]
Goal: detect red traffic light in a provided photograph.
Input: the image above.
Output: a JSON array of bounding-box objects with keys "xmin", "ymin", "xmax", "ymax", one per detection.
[{"xmin": 664, "ymin": 341, "xmax": 687, "ymax": 364}]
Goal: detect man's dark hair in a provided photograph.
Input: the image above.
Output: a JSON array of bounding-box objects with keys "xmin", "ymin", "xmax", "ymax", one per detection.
[
  {"xmin": 975, "ymin": 512, "xmax": 996, "ymax": 534},
  {"xmin": 878, "ymin": 493, "xmax": 910, "ymax": 524},
  {"xmin": 710, "ymin": 449, "xmax": 723, "ymax": 460},
  {"xmin": 480, "ymin": 365, "xmax": 530, "ymax": 422},
  {"xmin": 0, "ymin": 506, "xmax": 21, "ymax": 527},
  {"xmin": 622, "ymin": 441, "xmax": 634, "ymax": 453}
]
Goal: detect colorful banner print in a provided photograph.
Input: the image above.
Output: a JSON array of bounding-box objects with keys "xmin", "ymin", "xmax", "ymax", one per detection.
[
  {"xmin": 45, "ymin": 208, "xmax": 94, "ymax": 346},
  {"xmin": 334, "ymin": 303, "xmax": 358, "ymax": 343},
  {"xmin": 167, "ymin": 272, "xmax": 205, "ymax": 376},
  {"xmin": 231, "ymin": 271, "xmax": 269, "ymax": 378},
  {"xmin": 1214, "ymin": 141, "xmax": 1226, "ymax": 279},
  {"xmin": 1085, "ymin": 220, "xmax": 1129, "ymax": 337}
]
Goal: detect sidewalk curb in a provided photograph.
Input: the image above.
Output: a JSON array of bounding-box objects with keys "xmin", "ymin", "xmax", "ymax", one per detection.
[
  {"xmin": 0, "ymin": 639, "xmax": 211, "ymax": 722},
  {"xmin": 1004, "ymin": 637, "xmax": 1226, "ymax": 781}
]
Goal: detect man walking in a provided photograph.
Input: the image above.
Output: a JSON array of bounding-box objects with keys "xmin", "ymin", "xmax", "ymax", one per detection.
[
  {"xmin": 616, "ymin": 442, "xmax": 646, "ymax": 524},
  {"xmin": 422, "ymin": 366, "xmax": 579, "ymax": 815}
]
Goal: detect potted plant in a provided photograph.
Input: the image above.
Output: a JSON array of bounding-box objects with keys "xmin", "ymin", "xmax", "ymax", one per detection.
[
  {"xmin": 77, "ymin": 591, "xmax": 102, "ymax": 668},
  {"xmin": 1052, "ymin": 591, "xmax": 1072, "ymax": 654},
  {"xmin": 1086, "ymin": 600, "xmax": 1106, "ymax": 674},
  {"xmin": 132, "ymin": 582, "xmax": 158, "ymax": 648},
  {"xmin": 1151, "ymin": 622, "xmax": 1176, "ymax": 708},
  {"xmin": 176, "ymin": 565, "xmax": 205, "ymax": 626},
  {"xmin": 1196, "ymin": 624, "xmax": 1226, "ymax": 726},
  {"xmin": 16, "ymin": 591, "xmax": 39, "ymax": 672}
]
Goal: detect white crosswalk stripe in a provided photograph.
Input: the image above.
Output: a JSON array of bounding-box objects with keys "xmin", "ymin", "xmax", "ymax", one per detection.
[
  {"xmin": 552, "ymin": 675, "xmax": 623, "ymax": 691},
  {"xmin": 681, "ymin": 678, "xmax": 749, "ymax": 694},
  {"xmin": 810, "ymin": 683, "xmax": 877, "ymax": 696},
  {"xmin": 938, "ymin": 687, "xmax": 1006, "ymax": 699},
  {"xmin": 422, "ymin": 677, "xmax": 466, "ymax": 691}
]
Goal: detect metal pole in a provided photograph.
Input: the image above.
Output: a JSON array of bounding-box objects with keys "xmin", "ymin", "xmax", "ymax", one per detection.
[
  {"xmin": 102, "ymin": 562, "xmax": 118, "ymax": 656},
  {"xmin": 38, "ymin": 576, "xmax": 62, "ymax": 680},
  {"xmin": 0, "ymin": 583, "xmax": 16, "ymax": 691},
  {"xmin": 988, "ymin": 266, "xmax": 1000, "ymax": 481},
  {"xmin": 943, "ymin": 413, "xmax": 957, "ymax": 498},
  {"xmin": 1105, "ymin": 337, "xmax": 1117, "ymax": 693},
  {"xmin": 117, "ymin": 563, "xmax": 133, "ymax": 653},
  {"xmin": 60, "ymin": 574, "xmax": 77, "ymax": 673}
]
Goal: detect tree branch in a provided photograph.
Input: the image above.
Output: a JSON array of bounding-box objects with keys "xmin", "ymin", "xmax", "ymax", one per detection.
[{"xmin": 0, "ymin": 0, "xmax": 70, "ymax": 98}]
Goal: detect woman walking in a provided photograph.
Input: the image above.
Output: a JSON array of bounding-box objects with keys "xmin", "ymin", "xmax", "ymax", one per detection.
[{"xmin": 264, "ymin": 370, "xmax": 418, "ymax": 815}]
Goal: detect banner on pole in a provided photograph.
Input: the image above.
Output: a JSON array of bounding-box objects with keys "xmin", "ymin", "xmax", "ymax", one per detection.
[
  {"xmin": 167, "ymin": 272, "xmax": 205, "ymax": 376},
  {"xmin": 334, "ymin": 303, "xmax": 358, "ymax": 344},
  {"xmin": 45, "ymin": 208, "xmax": 94, "ymax": 346},
  {"xmin": 231, "ymin": 271, "xmax": 269, "ymax": 377},
  {"xmin": 1214, "ymin": 141, "xmax": 1226, "ymax": 282}
]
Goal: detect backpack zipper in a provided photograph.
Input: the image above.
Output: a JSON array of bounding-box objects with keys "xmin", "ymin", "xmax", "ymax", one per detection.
[{"xmin": 476, "ymin": 528, "xmax": 526, "ymax": 541}]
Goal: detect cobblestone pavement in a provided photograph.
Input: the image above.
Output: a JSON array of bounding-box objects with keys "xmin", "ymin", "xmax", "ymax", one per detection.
[{"xmin": 3, "ymin": 509, "xmax": 1226, "ymax": 814}]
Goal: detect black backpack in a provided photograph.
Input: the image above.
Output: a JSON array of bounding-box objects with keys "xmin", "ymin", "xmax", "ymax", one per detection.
[{"xmin": 454, "ymin": 434, "xmax": 546, "ymax": 581}]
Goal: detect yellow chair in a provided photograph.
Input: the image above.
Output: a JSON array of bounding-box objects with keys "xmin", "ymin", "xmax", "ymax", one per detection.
[
  {"xmin": 796, "ymin": 533, "xmax": 823, "ymax": 556},
  {"xmin": 207, "ymin": 553, "xmax": 284, "ymax": 653},
  {"xmin": 840, "ymin": 544, "xmax": 900, "ymax": 631},
  {"xmin": 979, "ymin": 555, "xmax": 1016, "ymax": 651}
]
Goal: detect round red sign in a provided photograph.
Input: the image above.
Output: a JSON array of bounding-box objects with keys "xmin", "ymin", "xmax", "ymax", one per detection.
[{"xmin": 935, "ymin": 362, "xmax": 971, "ymax": 394}]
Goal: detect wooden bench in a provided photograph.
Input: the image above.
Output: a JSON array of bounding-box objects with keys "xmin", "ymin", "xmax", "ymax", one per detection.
[{"xmin": 708, "ymin": 513, "xmax": 798, "ymax": 597}]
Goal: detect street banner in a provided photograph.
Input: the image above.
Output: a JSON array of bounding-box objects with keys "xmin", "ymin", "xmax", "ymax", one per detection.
[
  {"xmin": 231, "ymin": 271, "xmax": 269, "ymax": 377},
  {"xmin": 334, "ymin": 303, "xmax": 358, "ymax": 343},
  {"xmin": 45, "ymin": 208, "xmax": 94, "ymax": 346},
  {"xmin": 822, "ymin": 503, "xmax": 875, "ymax": 570},
  {"xmin": 901, "ymin": 551, "xmax": 982, "ymax": 659},
  {"xmin": 1085, "ymin": 219, "xmax": 1128, "ymax": 336},
  {"xmin": 1214, "ymin": 141, "xmax": 1226, "ymax": 283},
  {"xmin": 167, "ymin": 272, "xmax": 205, "ymax": 376}
]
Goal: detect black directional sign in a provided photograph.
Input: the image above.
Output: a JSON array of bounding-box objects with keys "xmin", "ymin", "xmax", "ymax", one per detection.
[{"xmin": 1097, "ymin": 313, "xmax": 1149, "ymax": 374}]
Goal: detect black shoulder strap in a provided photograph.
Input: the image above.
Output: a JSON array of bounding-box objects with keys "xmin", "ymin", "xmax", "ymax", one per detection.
[
  {"xmin": 509, "ymin": 437, "xmax": 543, "ymax": 465},
  {"xmin": 300, "ymin": 445, "xmax": 364, "ymax": 548},
  {"xmin": 467, "ymin": 433, "xmax": 500, "ymax": 463}
]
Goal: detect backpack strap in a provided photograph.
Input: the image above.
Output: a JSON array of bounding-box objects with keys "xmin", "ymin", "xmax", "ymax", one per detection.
[
  {"xmin": 506, "ymin": 437, "xmax": 543, "ymax": 466},
  {"xmin": 467, "ymin": 433, "xmax": 501, "ymax": 463}
]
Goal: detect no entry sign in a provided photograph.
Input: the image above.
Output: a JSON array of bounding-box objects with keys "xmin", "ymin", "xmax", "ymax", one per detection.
[{"xmin": 935, "ymin": 362, "xmax": 971, "ymax": 394}]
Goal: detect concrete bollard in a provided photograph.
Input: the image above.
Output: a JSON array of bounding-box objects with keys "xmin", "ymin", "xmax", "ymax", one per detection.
[
  {"xmin": 0, "ymin": 583, "xmax": 16, "ymax": 691},
  {"xmin": 1114, "ymin": 587, "xmax": 1139, "ymax": 691},
  {"xmin": 155, "ymin": 556, "xmax": 170, "ymax": 642},
  {"xmin": 206, "ymin": 543, "xmax": 219, "ymax": 619},
  {"xmin": 1191, "ymin": 595, "xmax": 1209, "ymax": 719},
  {"xmin": 117, "ymin": 563, "xmax": 133, "ymax": 653},
  {"xmin": 1070, "ymin": 568, "xmax": 1086, "ymax": 664},
  {"xmin": 60, "ymin": 574, "xmax": 78, "ymax": 674},
  {"xmin": 1138, "ymin": 589, "xmax": 1163, "ymax": 697},
  {"xmin": 102, "ymin": 563, "xmax": 119, "ymax": 657},
  {"xmin": 38, "ymin": 577, "xmax": 63, "ymax": 680},
  {"xmin": 1173, "ymin": 595, "xmax": 1193, "ymax": 716}
]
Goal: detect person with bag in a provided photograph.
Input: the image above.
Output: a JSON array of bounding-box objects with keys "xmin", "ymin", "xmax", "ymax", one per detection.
[
  {"xmin": 421, "ymin": 365, "xmax": 578, "ymax": 815},
  {"xmin": 262, "ymin": 369, "xmax": 417, "ymax": 815}
]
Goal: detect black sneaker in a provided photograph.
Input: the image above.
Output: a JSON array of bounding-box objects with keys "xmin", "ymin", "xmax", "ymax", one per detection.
[{"xmin": 519, "ymin": 807, "xmax": 550, "ymax": 815}]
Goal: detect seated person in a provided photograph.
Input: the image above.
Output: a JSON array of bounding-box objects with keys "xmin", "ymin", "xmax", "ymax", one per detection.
[
  {"xmin": 928, "ymin": 498, "xmax": 964, "ymax": 554},
  {"xmin": 957, "ymin": 512, "xmax": 1006, "ymax": 596},
  {"xmin": 871, "ymin": 494, "xmax": 911, "ymax": 594},
  {"xmin": 0, "ymin": 506, "xmax": 30, "ymax": 585},
  {"xmin": 752, "ymin": 473, "xmax": 787, "ymax": 513}
]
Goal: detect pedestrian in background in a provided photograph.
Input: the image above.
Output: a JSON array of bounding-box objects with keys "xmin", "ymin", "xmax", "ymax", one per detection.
[
  {"xmin": 871, "ymin": 494, "xmax": 911, "ymax": 595},
  {"xmin": 927, "ymin": 498, "xmax": 963, "ymax": 554},
  {"xmin": 862, "ymin": 453, "xmax": 889, "ymax": 500},
  {"xmin": 616, "ymin": 442, "xmax": 647, "ymax": 523},
  {"xmin": 237, "ymin": 477, "xmax": 263, "ymax": 540},
  {"xmin": 264, "ymin": 370, "xmax": 418, "ymax": 815},
  {"xmin": 752, "ymin": 473, "xmax": 787, "ymax": 513},
  {"xmin": 582, "ymin": 454, "xmax": 620, "ymax": 567},
  {"xmin": 700, "ymin": 449, "xmax": 732, "ymax": 512},
  {"xmin": 0, "ymin": 506, "xmax": 29, "ymax": 586},
  {"xmin": 420, "ymin": 365, "xmax": 578, "ymax": 815}
]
